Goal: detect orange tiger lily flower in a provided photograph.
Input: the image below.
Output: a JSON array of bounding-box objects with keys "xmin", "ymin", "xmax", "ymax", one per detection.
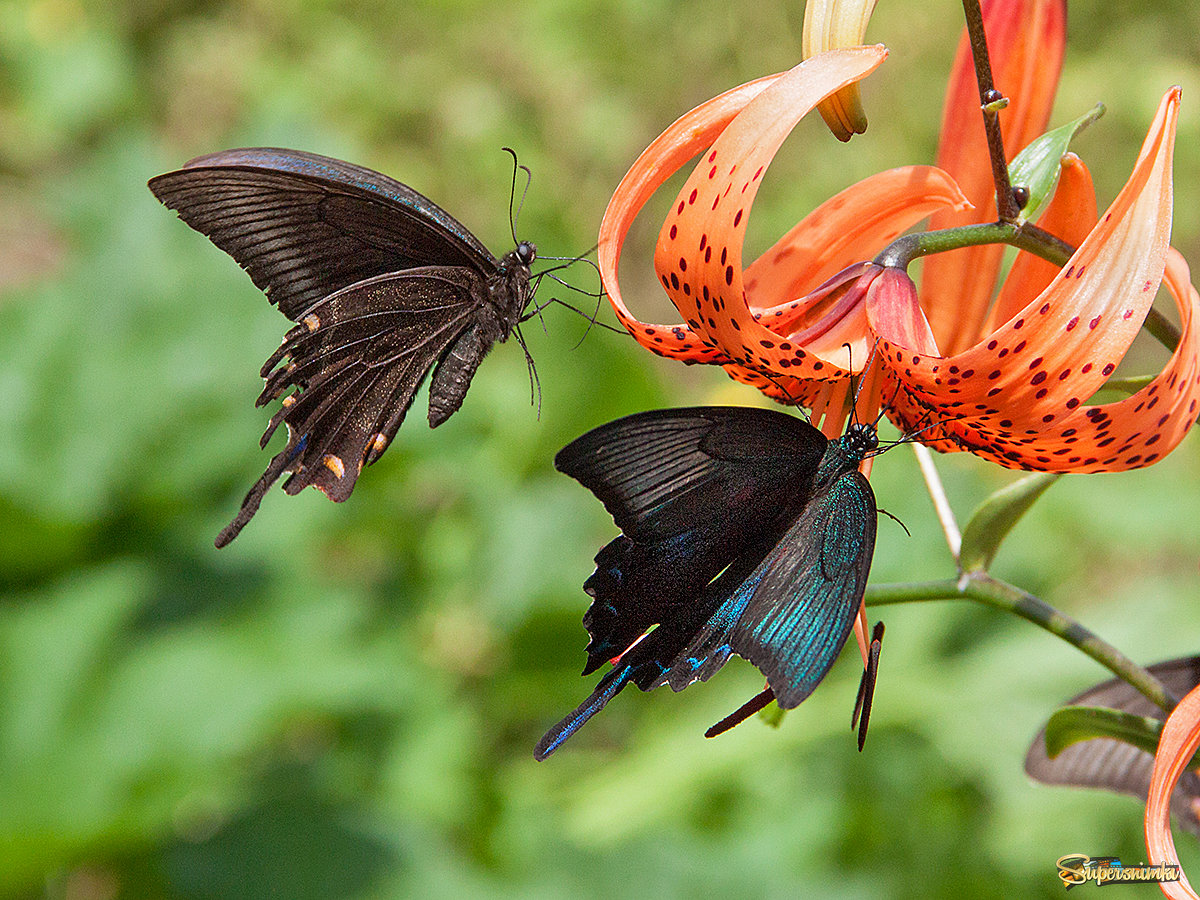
[
  {"xmin": 1145, "ymin": 684, "xmax": 1200, "ymax": 899},
  {"xmin": 598, "ymin": 7, "xmax": 1200, "ymax": 471}
]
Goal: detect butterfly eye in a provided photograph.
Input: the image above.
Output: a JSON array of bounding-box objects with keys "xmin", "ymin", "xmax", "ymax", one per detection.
[
  {"xmin": 848, "ymin": 422, "xmax": 879, "ymax": 453},
  {"xmin": 516, "ymin": 241, "xmax": 537, "ymax": 265}
]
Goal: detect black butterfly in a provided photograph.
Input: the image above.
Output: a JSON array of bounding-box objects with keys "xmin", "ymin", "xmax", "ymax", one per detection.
[
  {"xmin": 1025, "ymin": 655, "xmax": 1200, "ymax": 836},
  {"xmin": 149, "ymin": 148, "xmax": 540, "ymax": 546},
  {"xmin": 535, "ymin": 406, "xmax": 882, "ymax": 760}
]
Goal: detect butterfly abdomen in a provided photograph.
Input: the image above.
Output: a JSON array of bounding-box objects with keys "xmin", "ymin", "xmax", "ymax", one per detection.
[{"xmin": 427, "ymin": 324, "xmax": 492, "ymax": 427}]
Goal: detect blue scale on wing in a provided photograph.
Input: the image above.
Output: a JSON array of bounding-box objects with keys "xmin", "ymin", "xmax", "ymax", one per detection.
[{"xmin": 725, "ymin": 468, "xmax": 876, "ymax": 708}]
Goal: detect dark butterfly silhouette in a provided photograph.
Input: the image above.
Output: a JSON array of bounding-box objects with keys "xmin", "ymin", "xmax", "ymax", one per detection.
[
  {"xmin": 149, "ymin": 148, "xmax": 540, "ymax": 546},
  {"xmin": 1025, "ymin": 655, "xmax": 1200, "ymax": 836},
  {"xmin": 535, "ymin": 405, "xmax": 882, "ymax": 760}
]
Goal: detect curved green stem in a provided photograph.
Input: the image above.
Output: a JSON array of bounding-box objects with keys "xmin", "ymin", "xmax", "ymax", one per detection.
[
  {"xmin": 865, "ymin": 573, "xmax": 1175, "ymax": 713},
  {"xmin": 874, "ymin": 222, "xmax": 1181, "ymax": 353}
]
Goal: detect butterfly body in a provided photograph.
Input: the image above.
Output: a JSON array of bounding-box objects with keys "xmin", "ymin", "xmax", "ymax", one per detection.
[
  {"xmin": 148, "ymin": 148, "xmax": 537, "ymax": 546},
  {"xmin": 536, "ymin": 407, "xmax": 879, "ymax": 759}
]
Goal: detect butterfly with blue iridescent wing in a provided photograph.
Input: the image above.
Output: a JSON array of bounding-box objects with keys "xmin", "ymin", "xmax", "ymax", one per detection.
[{"xmin": 536, "ymin": 405, "xmax": 880, "ymax": 760}]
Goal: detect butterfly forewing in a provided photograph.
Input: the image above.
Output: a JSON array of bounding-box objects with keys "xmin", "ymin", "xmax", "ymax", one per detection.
[
  {"xmin": 148, "ymin": 148, "xmax": 496, "ymax": 321},
  {"xmin": 555, "ymin": 406, "xmax": 826, "ymax": 540}
]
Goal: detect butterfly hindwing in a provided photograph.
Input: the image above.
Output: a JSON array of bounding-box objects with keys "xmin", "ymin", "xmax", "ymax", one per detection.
[
  {"xmin": 148, "ymin": 147, "xmax": 496, "ymax": 321},
  {"xmin": 214, "ymin": 267, "xmax": 484, "ymax": 547}
]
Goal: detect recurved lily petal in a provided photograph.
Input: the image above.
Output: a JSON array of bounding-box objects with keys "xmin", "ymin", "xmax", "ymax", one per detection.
[
  {"xmin": 985, "ymin": 153, "xmax": 1099, "ymax": 332},
  {"xmin": 599, "ymin": 47, "xmax": 970, "ymax": 395},
  {"xmin": 922, "ymin": 0, "xmax": 1067, "ymax": 353},
  {"xmin": 802, "ymin": 0, "xmax": 879, "ymax": 140},
  {"xmin": 1145, "ymin": 683, "xmax": 1200, "ymax": 899},
  {"xmin": 652, "ymin": 47, "xmax": 887, "ymax": 380},
  {"xmin": 598, "ymin": 73, "xmax": 784, "ymax": 364},
  {"xmin": 873, "ymin": 88, "xmax": 1199, "ymax": 473}
]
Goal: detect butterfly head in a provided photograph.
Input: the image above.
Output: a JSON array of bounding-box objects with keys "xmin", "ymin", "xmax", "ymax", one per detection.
[
  {"xmin": 842, "ymin": 421, "xmax": 879, "ymax": 460},
  {"xmin": 515, "ymin": 240, "xmax": 537, "ymax": 267}
]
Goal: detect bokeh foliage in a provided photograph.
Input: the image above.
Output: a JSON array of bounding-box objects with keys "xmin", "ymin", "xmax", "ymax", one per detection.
[{"xmin": 1, "ymin": 1, "xmax": 1198, "ymax": 897}]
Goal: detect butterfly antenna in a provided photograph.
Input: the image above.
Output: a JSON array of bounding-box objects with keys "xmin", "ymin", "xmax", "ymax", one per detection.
[
  {"xmin": 512, "ymin": 323, "xmax": 542, "ymax": 419},
  {"xmin": 502, "ymin": 147, "xmax": 532, "ymax": 245},
  {"xmin": 877, "ymin": 507, "xmax": 911, "ymax": 537},
  {"xmin": 759, "ymin": 370, "xmax": 799, "ymax": 407}
]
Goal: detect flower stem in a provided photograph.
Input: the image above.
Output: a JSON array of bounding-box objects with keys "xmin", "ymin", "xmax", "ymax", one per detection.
[
  {"xmin": 961, "ymin": 0, "xmax": 1020, "ymax": 222},
  {"xmin": 912, "ymin": 443, "xmax": 961, "ymax": 560},
  {"xmin": 866, "ymin": 573, "xmax": 1176, "ymax": 712},
  {"xmin": 875, "ymin": 224, "xmax": 1180, "ymax": 353}
]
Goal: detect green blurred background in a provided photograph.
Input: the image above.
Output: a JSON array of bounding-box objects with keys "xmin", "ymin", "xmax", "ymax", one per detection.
[{"xmin": 1, "ymin": 1, "xmax": 1199, "ymax": 897}]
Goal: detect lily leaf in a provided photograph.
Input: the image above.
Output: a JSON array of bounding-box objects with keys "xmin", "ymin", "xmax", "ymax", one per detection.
[
  {"xmin": 1009, "ymin": 103, "xmax": 1105, "ymax": 224},
  {"xmin": 958, "ymin": 472, "xmax": 1061, "ymax": 573},
  {"xmin": 1043, "ymin": 705, "xmax": 1165, "ymax": 759},
  {"xmin": 759, "ymin": 702, "xmax": 786, "ymax": 730},
  {"xmin": 1094, "ymin": 374, "xmax": 1154, "ymax": 399}
]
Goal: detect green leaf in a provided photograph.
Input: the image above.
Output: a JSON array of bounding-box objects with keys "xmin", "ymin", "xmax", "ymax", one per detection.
[
  {"xmin": 1043, "ymin": 705, "xmax": 1164, "ymax": 759},
  {"xmin": 958, "ymin": 472, "xmax": 1061, "ymax": 573},
  {"xmin": 1095, "ymin": 374, "xmax": 1154, "ymax": 398},
  {"xmin": 758, "ymin": 701, "xmax": 785, "ymax": 730},
  {"xmin": 1008, "ymin": 103, "xmax": 1105, "ymax": 225}
]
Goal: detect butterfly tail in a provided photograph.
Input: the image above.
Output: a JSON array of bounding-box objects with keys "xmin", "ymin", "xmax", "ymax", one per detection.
[
  {"xmin": 534, "ymin": 664, "xmax": 634, "ymax": 761},
  {"xmin": 214, "ymin": 436, "xmax": 307, "ymax": 548}
]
